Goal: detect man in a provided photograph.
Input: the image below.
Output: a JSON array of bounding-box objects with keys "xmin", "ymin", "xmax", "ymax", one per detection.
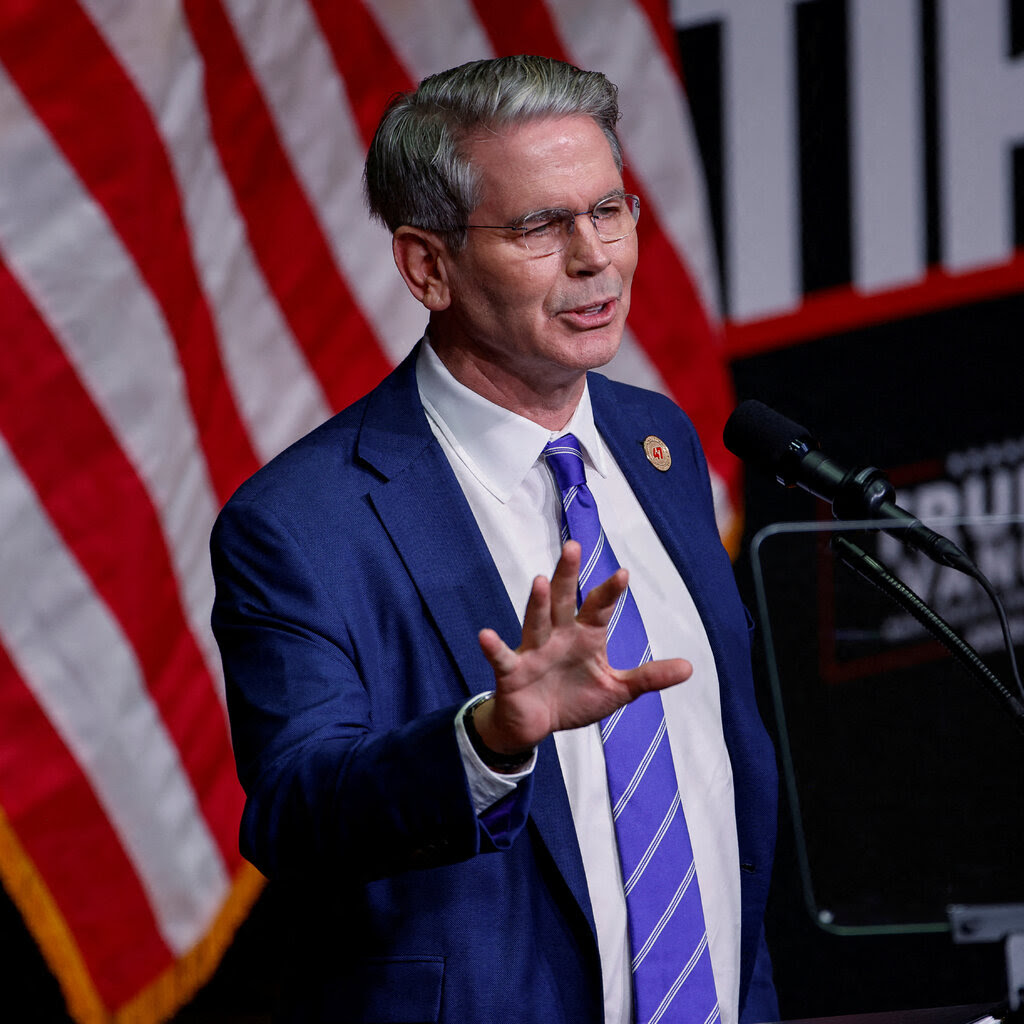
[{"xmin": 212, "ymin": 55, "xmax": 778, "ymax": 1023}]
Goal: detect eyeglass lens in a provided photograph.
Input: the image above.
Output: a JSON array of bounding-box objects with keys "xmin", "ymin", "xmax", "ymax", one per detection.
[{"xmin": 521, "ymin": 195, "xmax": 639, "ymax": 255}]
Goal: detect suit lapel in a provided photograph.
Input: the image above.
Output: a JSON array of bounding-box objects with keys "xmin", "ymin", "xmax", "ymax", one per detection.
[
  {"xmin": 528, "ymin": 738, "xmax": 596, "ymax": 936},
  {"xmin": 359, "ymin": 349, "xmax": 597, "ymax": 942},
  {"xmin": 590, "ymin": 374, "xmax": 711, "ymax": 626},
  {"xmin": 371, "ymin": 450, "xmax": 522, "ymax": 697},
  {"xmin": 358, "ymin": 351, "xmax": 521, "ymax": 697}
]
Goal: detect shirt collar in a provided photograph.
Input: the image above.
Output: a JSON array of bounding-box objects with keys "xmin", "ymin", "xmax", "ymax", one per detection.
[{"xmin": 416, "ymin": 339, "xmax": 609, "ymax": 503}]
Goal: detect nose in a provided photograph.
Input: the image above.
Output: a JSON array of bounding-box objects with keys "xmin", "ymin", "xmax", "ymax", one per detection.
[{"xmin": 564, "ymin": 213, "xmax": 611, "ymax": 275}]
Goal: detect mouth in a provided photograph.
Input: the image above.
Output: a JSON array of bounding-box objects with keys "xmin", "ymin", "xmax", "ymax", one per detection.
[{"xmin": 560, "ymin": 297, "xmax": 619, "ymax": 328}]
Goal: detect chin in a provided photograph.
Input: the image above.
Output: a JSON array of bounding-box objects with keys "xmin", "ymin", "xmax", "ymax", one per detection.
[{"xmin": 574, "ymin": 330, "xmax": 625, "ymax": 371}]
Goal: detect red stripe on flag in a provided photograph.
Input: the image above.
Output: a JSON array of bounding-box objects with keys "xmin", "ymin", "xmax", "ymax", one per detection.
[
  {"xmin": 0, "ymin": 260, "xmax": 244, "ymax": 872},
  {"xmin": 184, "ymin": 0, "xmax": 392, "ymax": 413},
  {"xmin": 471, "ymin": 0, "xmax": 737, "ymax": 477},
  {"xmin": 310, "ymin": 0, "xmax": 415, "ymax": 148},
  {"xmin": 0, "ymin": 643, "xmax": 173, "ymax": 1010},
  {"xmin": 0, "ymin": 1, "xmax": 258, "ymax": 505}
]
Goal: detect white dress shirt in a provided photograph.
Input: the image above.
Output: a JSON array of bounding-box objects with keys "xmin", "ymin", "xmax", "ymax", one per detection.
[{"xmin": 417, "ymin": 340, "xmax": 741, "ymax": 1024}]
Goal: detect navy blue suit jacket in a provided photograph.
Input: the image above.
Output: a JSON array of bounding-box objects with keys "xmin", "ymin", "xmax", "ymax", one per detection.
[{"xmin": 211, "ymin": 346, "xmax": 779, "ymax": 1023}]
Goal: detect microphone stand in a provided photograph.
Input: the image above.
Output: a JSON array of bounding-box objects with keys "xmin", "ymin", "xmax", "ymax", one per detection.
[{"xmin": 829, "ymin": 533, "xmax": 1024, "ymax": 1021}]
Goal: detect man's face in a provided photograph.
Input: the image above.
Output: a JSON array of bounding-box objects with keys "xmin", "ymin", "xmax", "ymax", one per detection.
[{"xmin": 431, "ymin": 115, "xmax": 638, "ymax": 413}]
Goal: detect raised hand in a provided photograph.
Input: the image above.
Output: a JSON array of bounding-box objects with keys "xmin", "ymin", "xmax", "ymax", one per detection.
[{"xmin": 473, "ymin": 540, "xmax": 692, "ymax": 756}]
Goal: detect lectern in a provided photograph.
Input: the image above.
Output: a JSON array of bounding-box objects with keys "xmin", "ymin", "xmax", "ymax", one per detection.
[{"xmin": 750, "ymin": 515, "xmax": 1024, "ymax": 1022}]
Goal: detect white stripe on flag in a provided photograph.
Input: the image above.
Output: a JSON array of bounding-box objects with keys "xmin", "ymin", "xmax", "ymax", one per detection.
[
  {"xmin": 0, "ymin": 434, "xmax": 228, "ymax": 955},
  {"xmin": 82, "ymin": 0, "xmax": 333, "ymax": 462},
  {"xmin": 0, "ymin": 63, "xmax": 224, "ymax": 698},
  {"xmin": 223, "ymin": 0, "xmax": 427, "ymax": 367},
  {"xmin": 363, "ymin": 0, "xmax": 495, "ymax": 80}
]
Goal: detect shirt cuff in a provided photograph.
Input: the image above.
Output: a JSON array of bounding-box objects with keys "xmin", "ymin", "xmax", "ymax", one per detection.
[{"xmin": 455, "ymin": 691, "xmax": 536, "ymax": 815}]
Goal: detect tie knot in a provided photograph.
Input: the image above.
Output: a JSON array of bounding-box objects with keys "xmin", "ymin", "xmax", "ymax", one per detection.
[{"xmin": 543, "ymin": 434, "xmax": 586, "ymax": 492}]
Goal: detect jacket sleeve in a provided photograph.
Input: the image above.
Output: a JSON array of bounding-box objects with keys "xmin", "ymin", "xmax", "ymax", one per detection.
[{"xmin": 210, "ymin": 495, "xmax": 532, "ymax": 883}]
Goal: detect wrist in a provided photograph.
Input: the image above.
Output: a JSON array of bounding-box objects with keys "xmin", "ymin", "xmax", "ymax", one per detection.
[{"xmin": 463, "ymin": 695, "xmax": 534, "ymax": 773}]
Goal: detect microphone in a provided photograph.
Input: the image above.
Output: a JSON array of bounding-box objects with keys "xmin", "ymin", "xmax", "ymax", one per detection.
[{"xmin": 723, "ymin": 399, "xmax": 974, "ymax": 574}]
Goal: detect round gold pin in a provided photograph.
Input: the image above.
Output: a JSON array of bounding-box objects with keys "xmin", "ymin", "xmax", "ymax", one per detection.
[{"xmin": 643, "ymin": 435, "xmax": 671, "ymax": 471}]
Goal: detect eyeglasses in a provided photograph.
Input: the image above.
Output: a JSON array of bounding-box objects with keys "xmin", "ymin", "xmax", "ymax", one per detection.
[{"xmin": 464, "ymin": 193, "xmax": 640, "ymax": 257}]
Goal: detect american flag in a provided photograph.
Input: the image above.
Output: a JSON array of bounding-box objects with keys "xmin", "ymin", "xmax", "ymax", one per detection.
[{"xmin": 0, "ymin": 1, "xmax": 736, "ymax": 1020}]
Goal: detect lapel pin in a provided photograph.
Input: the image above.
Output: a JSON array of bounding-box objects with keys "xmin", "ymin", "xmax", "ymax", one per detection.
[{"xmin": 642, "ymin": 435, "xmax": 671, "ymax": 472}]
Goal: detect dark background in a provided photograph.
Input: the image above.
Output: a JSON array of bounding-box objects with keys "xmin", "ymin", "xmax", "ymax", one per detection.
[{"xmin": 728, "ymin": 299, "xmax": 1024, "ymax": 1020}]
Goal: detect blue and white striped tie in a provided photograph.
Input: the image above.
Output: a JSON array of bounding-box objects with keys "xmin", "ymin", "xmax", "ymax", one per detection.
[{"xmin": 543, "ymin": 433, "xmax": 719, "ymax": 1024}]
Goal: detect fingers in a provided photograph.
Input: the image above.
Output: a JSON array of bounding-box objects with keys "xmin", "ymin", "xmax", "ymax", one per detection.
[
  {"xmin": 526, "ymin": 541, "xmax": 627, "ymax": 633},
  {"xmin": 621, "ymin": 656, "xmax": 693, "ymax": 696},
  {"xmin": 578, "ymin": 565, "xmax": 629, "ymax": 626},
  {"xmin": 549, "ymin": 541, "xmax": 581, "ymax": 626},
  {"xmin": 478, "ymin": 627, "xmax": 518, "ymax": 676},
  {"xmin": 520, "ymin": 575, "xmax": 552, "ymax": 647}
]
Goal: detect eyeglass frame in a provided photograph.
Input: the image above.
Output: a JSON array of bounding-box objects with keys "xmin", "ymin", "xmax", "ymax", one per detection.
[{"xmin": 457, "ymin": 192, "xmax": 641, "ymax": 256}]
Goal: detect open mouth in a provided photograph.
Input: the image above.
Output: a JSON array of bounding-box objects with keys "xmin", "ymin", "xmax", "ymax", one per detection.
[{"xmin": 564, "ymin": 298, "xmax": 616, "ymax": 322}]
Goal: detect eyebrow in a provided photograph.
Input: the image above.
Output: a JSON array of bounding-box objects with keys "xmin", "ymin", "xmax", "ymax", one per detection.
[{"xmin": 509, "ymin": 188, "xmax": 628, "ymax": 227}]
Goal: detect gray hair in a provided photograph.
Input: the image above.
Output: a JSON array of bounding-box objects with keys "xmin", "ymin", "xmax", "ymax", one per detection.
[{"xmin": 363, "ymin": 55, "xmax": 623, "ymax": 251}]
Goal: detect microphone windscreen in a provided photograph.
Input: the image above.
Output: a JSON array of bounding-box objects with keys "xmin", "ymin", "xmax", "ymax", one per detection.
[{"xmin": 723, "ymin": 400, "xmax": 814, "ymax": 469}]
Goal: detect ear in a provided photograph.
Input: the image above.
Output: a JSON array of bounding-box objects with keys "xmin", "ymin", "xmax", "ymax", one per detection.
[{"xmin": 392, "ymin": 226, "xmax": 452, "ymax": 311}]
